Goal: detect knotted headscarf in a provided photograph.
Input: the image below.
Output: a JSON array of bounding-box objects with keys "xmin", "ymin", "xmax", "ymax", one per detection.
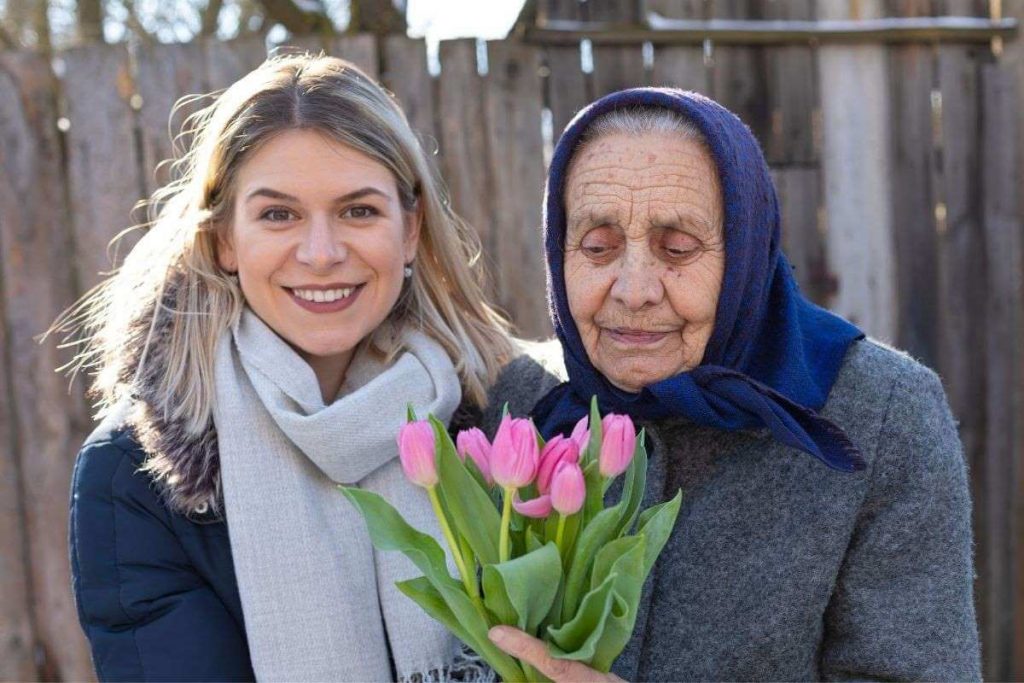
[{"xmin": 534, "ymin": 88, "xmax": 866, "ymax": 472}]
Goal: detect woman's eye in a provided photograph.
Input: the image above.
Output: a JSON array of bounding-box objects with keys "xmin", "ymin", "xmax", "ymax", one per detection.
[
  {"xmin": 578, "ymin": 229, "xmax": 619, "ymax": 259},
  {"xmin": 661, "ymin": 231, "xmax": 702, "ymax": 260},
  {"xmin": 260, "ymin": 207, "xmax": 296, "ymax": 222},
  {"xmin": 343, "ymin": 205, "xmax": 379, "ymax": 220}
]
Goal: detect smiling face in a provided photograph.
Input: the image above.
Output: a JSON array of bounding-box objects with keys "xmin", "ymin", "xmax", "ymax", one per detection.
[
  {"xmin": 217, "ymin": 129, "xmax": 419, "ymax": 391},
  {"xmin": 563, "ymin": 132, "xmax": 725, "ymax": 393}
]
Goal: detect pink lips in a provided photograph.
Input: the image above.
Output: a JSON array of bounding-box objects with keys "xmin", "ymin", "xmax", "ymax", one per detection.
[
  {"xmin": 287, "ymin": 284, "xmax": 362, "ymax": 314},
  {"xmin": 606, "ymin": 328, "xmax": 669, "ymax": 345}
]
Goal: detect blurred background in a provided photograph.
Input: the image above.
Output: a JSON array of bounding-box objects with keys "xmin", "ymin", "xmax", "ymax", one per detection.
[{"xmin": 0, "ymin": 0, "xmax": 1021, "ymax": 680}]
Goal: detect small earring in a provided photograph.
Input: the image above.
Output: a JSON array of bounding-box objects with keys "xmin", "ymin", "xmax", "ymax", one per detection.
[{"xmin": 403, "ymin": 264, "xmax": 413, "ymax": 279}]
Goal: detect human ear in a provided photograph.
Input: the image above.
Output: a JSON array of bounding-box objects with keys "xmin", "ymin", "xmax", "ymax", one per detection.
[
  {"xmin": 402, "ymin": 204, "xmax": 423, "ymax": 265},
  {"xmin": 216, "ymin": 228, "xmax": 238, "ymax": 273}
]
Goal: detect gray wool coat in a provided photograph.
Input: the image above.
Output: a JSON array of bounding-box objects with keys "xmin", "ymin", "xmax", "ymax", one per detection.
[{"xmin": 483, "ymin": 338, "xmax": 981, "ymax": 682}]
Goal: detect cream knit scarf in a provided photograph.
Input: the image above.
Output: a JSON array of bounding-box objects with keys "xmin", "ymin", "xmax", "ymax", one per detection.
[{"xmin": 213, "ymin": 308, "xmax": 462, "ymax": 681}]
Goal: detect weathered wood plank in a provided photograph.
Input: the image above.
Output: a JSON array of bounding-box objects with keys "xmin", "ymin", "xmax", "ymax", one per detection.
[
  {"xmin": 134, "ymin": 41, "xmax": 209, "ymax": 196},
  {"xmin": 62, "ymin": 42, "xmax": 141, "ymax": 292},
  {"xmin": 764, "ymin": 0, "xmax": 816, "ymax": 164},
  {"xmin": 329, "ymin": 33, "xmax": 379, "ymax": 78},
  {"xmin": 888, "ymin": 0, "xmax": 940, "ymax": 369},
  {"xmin": 0, "ymin": 55, "xmax": 42, "ymax": 683},
  {"xmin": 483, "ymin": 41, "xmax": 550, "ymax": 339},
  {"xmin": 203, "ymin": 36, "xmax": 268, "ymax": 92},
  {"xmin": 708, "ymin": 0, "xmax": 770, "ymax": 150},
  {"xmin": 437, "ymin": 39, "xmax": 495, "ymax": 298},
  {"xmin": 542, "ymin": 0, "xmax": 592, "ymax": 137},
  {"xmin": 589, "ymin": 1, "xmax": 648, "ymax": 97},
  {"xmin": 935, "ymin": 42, "xmax": 991, "ymax": 678},
  {"xmin": 980, "ymin": 61, "xmax": 1022, "ymax": 683},
  {"xmin": 0, "ymin": 50, "xmax": 94, "ymax": 682},
  {"xmin": 382, "ymin": 37, "xmax": 438, "ymax": 154},
  {"xmin": 772, "ymin": 168, "xmax": 833, "ymax": 306},
  {"xmin": 817, "ymin": 0, "xmax": 898, "ymax": 341},
  {"xmin": 1003, "ymin": 4, "xmax": 1024, "ymax": 678},
  {"xmin": 649, "ymin": 0, "xmax": 708, "ymax": 92}
]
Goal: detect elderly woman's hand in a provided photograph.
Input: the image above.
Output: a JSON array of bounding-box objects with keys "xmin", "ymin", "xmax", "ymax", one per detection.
[{"xmin": 488, "ymin": 626, "xmax": 625, "ymax": 683}]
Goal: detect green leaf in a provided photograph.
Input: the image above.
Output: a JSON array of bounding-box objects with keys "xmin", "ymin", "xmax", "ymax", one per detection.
[
  {"xmin": 612, "ymin": 433, "xmax": 648, "ymax": 538},
  {"xmin": 482, "ymin": 542, "xmax": 562, "ymax": 632},
  {"xmin": 635, "ymin": 489, "xmax": 683, "ymax": 578},
  {"xmin": 586, "ymin": 396, "xmax": 602, "ymax": 463},
  {"xmin": 560, "ymin": 439, "xmax": 648, "ymax": 622},
  {"xmin": 549, "ymin": 533, "xmax": 646, "ymax": 672},
  {"xmin": 546, "ymin": 572, "xmax": 623, "ymax": 662},
  {"xmin": 407, "ymin": 403, "xmax": 417, "ymax": 422},
  {"xmin": 525, "ymin": 527, "xmax": 545, "ymax": 554},
  {"xmin": 481, "ymin": 569, "xmax": 518, "ymax": 627},
  {"xmin": 396, "ymin": 576, "xmax": 475, "ymax": 645},
  {"xmin": 430, "ymin": 415, "xmax": 501, "ymax": 566},
  {"xmin": 339, "ymin": 487, "xmax": 527, "ymax": 683},
  {"xmin": 590, "ymin": 535, "xmax": 644, "ymax": 591},
  {"xmin": 339, "ymin": 487, "xmax": 453, "ymax": 581},
  {"xmin": 561, "ymin": 503, "xmax": 619, "ymax": 622},
  {"xmin": 396, "ymin": 577, "xmax": 527, "ymax": 683},
  {"xmin": 583, "ymin": 459, "xmax": 604, "ymax": 524}
]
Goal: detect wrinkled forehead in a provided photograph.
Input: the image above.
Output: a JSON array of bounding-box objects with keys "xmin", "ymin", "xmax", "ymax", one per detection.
[{"xmin": 563, "ymin": 132, "xmax": 724, "ymax": 237}]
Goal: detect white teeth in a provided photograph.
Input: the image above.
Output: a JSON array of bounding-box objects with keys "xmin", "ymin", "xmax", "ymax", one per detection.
[{"xmin": 291, "ymin": 287, "xmax": 356, "ymax": 303}]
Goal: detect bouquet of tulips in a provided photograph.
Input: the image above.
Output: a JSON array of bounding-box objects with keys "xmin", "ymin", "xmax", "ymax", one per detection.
[{"xmin": 339, "ymin": 398, "xmax": 682, "ymax": 682}]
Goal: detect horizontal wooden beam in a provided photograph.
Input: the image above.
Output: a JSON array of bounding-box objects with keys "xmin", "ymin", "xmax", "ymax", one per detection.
[{"xmin": 524, "ymin": 15, "xmax": 1018, "ymax": 46}]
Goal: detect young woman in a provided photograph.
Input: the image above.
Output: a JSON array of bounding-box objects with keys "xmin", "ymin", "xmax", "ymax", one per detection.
[{"xmin": 65, "ymin": 53, "xmax": 533, "ymax": 681}]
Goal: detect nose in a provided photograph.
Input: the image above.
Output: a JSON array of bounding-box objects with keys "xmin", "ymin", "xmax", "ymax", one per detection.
[
  {"xmin": 609, "ymin": 241, "xmax": 664, "ymax": 311},
  {"xmin": 295, "ymin": 214, "xmax": 346, "ymax": 270}
]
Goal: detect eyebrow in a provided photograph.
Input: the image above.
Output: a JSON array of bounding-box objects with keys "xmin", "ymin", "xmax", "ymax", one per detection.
[{"xmin": 244, "ymin": 187, "xmax": 389, "ymax": 204}]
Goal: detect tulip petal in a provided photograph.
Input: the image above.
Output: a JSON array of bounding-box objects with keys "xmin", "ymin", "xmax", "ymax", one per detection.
[{"xmin": 512, "ymin": 493, "xmax": 553, "ymax": 519}]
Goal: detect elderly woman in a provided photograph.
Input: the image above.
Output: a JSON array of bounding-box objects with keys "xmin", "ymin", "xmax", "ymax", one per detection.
[{"xmin": 485, "ymin": 89, "xmax": 981, "ymax": 681}]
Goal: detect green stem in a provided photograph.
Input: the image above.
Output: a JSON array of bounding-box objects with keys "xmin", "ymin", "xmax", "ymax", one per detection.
[
  {"xmin": 555, "ymin": 513, "xmax": 567, "ymax": 553},
  {"xmin": 428, "ymin": 486, "xmax": 477, "ymax": 599},
  {"xmin": 499, "ymin": 486, "xmax": 514, "ymax": 563}
]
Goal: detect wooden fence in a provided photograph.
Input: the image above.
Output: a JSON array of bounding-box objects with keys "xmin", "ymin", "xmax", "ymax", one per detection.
[{"xmin": 1, "ymin": 0, "xmax": 1022, "ymax": 680}]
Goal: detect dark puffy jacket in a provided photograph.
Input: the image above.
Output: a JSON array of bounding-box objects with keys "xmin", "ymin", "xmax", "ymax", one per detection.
[{"xmin": 70, "ymin": 411, "xmax": 255, "ymax": 681}]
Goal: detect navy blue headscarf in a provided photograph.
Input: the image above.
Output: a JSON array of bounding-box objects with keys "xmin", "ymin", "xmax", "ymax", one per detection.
[{"xmin": 533, "ymin": 88, "xmax": 866, "ymax": 472}]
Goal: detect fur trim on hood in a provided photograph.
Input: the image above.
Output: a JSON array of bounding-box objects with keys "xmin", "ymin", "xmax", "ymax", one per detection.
[{"xmin": 114, "ymin": 274, "xmax": 226, "ymax": 521}]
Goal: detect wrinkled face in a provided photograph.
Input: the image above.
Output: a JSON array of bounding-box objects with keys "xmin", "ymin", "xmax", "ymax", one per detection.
[
  {"xmin": 563, "ymin": 132, "xmax": 725, "ymax": 393},
  {"xmin": 218, "ymin": 129, "xmax": 419, "ymax": 379}
]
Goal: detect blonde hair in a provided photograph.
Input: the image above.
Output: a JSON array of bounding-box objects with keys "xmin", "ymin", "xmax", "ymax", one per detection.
[{"xmin": 55, "ymin": 53, "xmax": 515, "ymax": 438}]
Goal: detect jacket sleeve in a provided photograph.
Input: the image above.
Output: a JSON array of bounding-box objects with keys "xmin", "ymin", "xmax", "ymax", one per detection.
[
  {"xmin": 820, "ymin": 364, "xmax": 982, "ymax": 681},
  {"xmin": 70, "ymin": 437, "xmax": 253, "ymax": 682}
]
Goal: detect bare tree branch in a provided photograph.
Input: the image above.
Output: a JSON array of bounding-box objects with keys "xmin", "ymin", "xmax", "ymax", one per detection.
[
  {"xmin": 120, "ymin": 0, "xmax": 157, "ymax": 45},
  {"xmin": 0, "ymin": 21, "xmax": 16, "ymax": 49},
  {"xmin": 201, "ymin": 0, "xmax": 225, "ymax": 36},
  {"xmin": 257, "ymin": 0, "xmax": 334, "ymax": 34},
  {"xmin": 77, "ymin": 0, "xmax": 104, "ymax": 42},
  {"xmin": 33, "ymin": 0, "xmax": 52, "ymax": 53},
  {"xmin": 348, "ymin": 0, "xmax": 406, "ymax": 35}
]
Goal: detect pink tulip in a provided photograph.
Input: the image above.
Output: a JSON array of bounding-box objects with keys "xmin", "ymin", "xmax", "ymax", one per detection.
[
  {"xmin": 512, "ymin": 493, "xmax": 553, "ymax": 519},
  {"xmin": 570, "ymin": 415, "xmax": 590, "ymax": 454},
  {"xmin": 536, "ymin": 435, "xmax": 580, "ymax": 495},
  {"xmin": 456, "ymin": 428, "xmax": 493, "ymax": 485},
  {"xmin": 397, "ymin": 420, "xmax": 438, "ymax": 488},
  {"xmin": 599, "ymin": 413, "xmax": 636, "ymax": 478},
  {"xmin": 550, "ymin": 461, "xmax": 586, "ymax": 516},
  {"xmin": 490, "ymin": 415, "xmax": 540, "ymax": 489}
]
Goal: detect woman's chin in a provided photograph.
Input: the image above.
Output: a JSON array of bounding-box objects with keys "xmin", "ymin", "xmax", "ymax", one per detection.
[{"xmin": 601, "ymin": 360, "xmax": 700, "ymax": 393}]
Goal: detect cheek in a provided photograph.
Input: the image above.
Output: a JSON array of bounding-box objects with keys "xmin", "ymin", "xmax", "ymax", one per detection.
[
  {"xmin": 564, "ymin": 253, "xmax": 610, "ymax": 325},
  {"xmin": 665, "ymin": 254, "xmax": 724, "ymax": 321}
]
